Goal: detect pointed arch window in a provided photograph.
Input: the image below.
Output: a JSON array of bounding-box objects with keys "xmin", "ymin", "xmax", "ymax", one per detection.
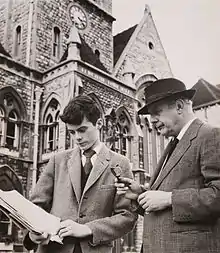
[
  {"xmin": 0, "ymin": 107, "xmax": 5, "ymax": 146},
  {"xmin": 52, "ymin": 27, "xmax": 61, "ymax": 58},
  {"xmin": 43, "ymin": 99, "xmax": 60, "ymax": 153},
  {"xmin": 6, "ymin": 110, "xmax": 18, "ymax": 149},
  {"xmin": 14, "ymin": 25, "xmax": 21, "ymax": 57},
  {"xmin": 114, "ymin": 125, "xmax": 120, "ymax": 153},
  {"xmin": 0, "ymin": 101, "xmax": 20, "ymax": 150},
  {"xmin": 114, "ymin": 125, "xmax": 129, "ymax": 157},
  {"xmin": 121, "ymin": 127, "xmax": 128, "ymax": 156},
  {"xmin": 0, "ymin": 89, "xmax": 25, "ymax": 152},
  {"xmin": 139, "ymin": 136, "xmax": 144, "ymax": 170},
  {"xmin": 0, "ymin": 165, "xmax": 23, "ymax": 244}
]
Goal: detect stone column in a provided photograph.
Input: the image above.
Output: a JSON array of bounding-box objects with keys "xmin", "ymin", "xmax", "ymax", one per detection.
[{"xmin": 32, "ymin": 86, "xmax": 43, "ymax": 189}]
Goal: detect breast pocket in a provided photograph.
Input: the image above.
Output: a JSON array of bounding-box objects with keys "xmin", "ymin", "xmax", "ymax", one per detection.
[{"xmin": 100, "ymin": 184, "xmax": 115, "ymax": 190}]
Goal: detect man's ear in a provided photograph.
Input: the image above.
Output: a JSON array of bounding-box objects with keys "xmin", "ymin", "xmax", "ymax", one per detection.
[
  {"xmin": 176, "ymin": 99, "xmax": 184, "ymax": 114},
  {"xmin": 96, "ymin": 118, "xmax": 103, "ymax": 130}
]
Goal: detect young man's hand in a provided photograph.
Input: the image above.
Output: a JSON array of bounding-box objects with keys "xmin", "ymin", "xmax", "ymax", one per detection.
[
  {"xmin": 114, "ymin": 177, "xmax": 146, "ymax": 200},
  {"xmin": 29, "ymin": 231, "xmax": 50, "ymax": 245},
  {"xmin": 58, "ymin": 219, "xmax": 92, "ymax": 239}
]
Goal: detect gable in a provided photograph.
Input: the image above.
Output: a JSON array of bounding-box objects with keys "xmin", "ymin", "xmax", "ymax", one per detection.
[
  {"xmin": 113, "ymin": 7, "xmax": 172, "ymax": 81},
  {"xmin": 113, "ymin": 25, "xmax": 137, "ymax": 66},
  {"xmin": 192, "ymin": 79, "xmax": 220, "ymax": 108}
]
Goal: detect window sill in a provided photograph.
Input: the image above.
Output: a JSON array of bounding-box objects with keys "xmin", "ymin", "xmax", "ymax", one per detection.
[
  {"xmin": 0, "ymin": 242, "xmax": 13, "ymax": 250},
  {"xmin": 0, "ymin": 147, "xmax": 19, "ymax": 157}
]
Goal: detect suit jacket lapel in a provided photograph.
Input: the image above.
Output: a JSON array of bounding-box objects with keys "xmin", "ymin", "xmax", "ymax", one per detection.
[
  {"xmin": 151, "ymin": 119, "xmax": 203, "ymax": 190},
  {"xmin": 67, "ymin": 147, "xmax": 82, "ymax": 203},
  {"xmin": 83, "ymin": 144, "xmax": 110, "ymax": 195}
]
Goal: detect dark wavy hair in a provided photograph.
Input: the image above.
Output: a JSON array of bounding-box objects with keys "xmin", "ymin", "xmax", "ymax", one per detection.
[{"xmin": 59, "ymin": 95, "xmax": 101, "ymax": 126}]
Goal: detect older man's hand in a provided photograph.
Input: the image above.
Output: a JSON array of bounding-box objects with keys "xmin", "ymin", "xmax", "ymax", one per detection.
[
  {"xmin": 115, "ymin": 177, "xmax": 146, "ymax": 200},
  {"xmin": 138, "ymin": 190, "xmax": 172, "ymax": 212}
]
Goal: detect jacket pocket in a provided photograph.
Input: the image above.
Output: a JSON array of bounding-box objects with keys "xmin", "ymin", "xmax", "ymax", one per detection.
[{"xmin": 100, "ymin": 184, "xmax": 115, "ymax": 190}]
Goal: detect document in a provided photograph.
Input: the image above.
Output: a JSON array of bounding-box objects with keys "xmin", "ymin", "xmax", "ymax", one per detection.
[{"xmin": 0, "ymin": 189, "xmax": 63, "ymax": 244}]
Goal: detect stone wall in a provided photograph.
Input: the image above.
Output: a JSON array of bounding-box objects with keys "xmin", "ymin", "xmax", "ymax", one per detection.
[
  {"xmin": 33, "ymin": 0, "xmax": 113, "ymax": 72},
  {"xmin": 115, "ymin": 9, "xmax": 172, "ymax": 81},
  {"xmin": 0, "ymin": 0, "xmax": 31, "ymax": 64},
  {"xmin": 0, "ymin": 0, "xmax": 8, "ymax": 49}
]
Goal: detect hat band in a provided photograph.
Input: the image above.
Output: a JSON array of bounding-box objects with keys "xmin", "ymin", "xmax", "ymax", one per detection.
[{"xmin": 146, "ymin": 90, "xmax": 179, "ymax": 104}]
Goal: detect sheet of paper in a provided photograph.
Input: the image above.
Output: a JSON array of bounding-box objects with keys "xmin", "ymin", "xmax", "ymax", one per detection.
[{"xmin": 0, "ymin": 190, "xmax": 61, "ymax": 239}]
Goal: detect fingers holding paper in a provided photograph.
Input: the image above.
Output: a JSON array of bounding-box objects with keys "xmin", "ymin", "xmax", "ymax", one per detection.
[
  {"xmin": 58, "ymin": 219, "xmax": 92, "ymax": 239},
  {"xmin": 137, "ymin": 190, "xmax": 172, "ymax": 212},
  {"xmin": 29, "ymin": 231, "xmax": 50, "ymax": 245}
]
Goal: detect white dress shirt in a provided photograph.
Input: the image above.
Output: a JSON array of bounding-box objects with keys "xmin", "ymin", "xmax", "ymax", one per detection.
[
  {"xmin": 81, "ymin": 142, "xmax": 103, "ymax": 166},
  {"xmin": 176, "ymin": 118, "xmax": 197, "ymax": 141}
]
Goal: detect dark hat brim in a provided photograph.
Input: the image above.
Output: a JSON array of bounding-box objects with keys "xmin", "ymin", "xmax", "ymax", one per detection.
[{"xmin": 138, "ymin": 89, "xmax": 196, "ymax": 115}]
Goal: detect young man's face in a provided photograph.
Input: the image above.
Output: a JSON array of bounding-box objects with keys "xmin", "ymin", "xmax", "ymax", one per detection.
[
  {"xmin": 67, "ymin": 117, "xmax": 101, "ymax": 151},
  {"xmin": 148, "ymin": 100, "xmax": 180, "ymax": 138}
]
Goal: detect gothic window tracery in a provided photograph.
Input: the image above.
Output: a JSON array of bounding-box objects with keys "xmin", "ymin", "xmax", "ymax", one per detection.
[
  {"xmin": 0, "ymin": 91, "xmax": 23, "ymax": 150},
  {"xmin": 43, "ymin": 98, "xmax": 60, "ymax": 153},
  {"xmin": 0, "ymin": 107, "xmax": 5, "ymax": 146},
  {"xmin": 0, "ymin": 165, "xmax": 23, "ymax": 244},
  {"xmin": 106, "ymin": 108, "xmax": 131, "ymax": 159},
  {"xmin": 6, "ymin": 110, "xmax": 18, "ymax": 149}
]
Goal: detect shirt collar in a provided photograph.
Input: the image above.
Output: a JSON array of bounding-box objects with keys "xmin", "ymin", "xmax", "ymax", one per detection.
[
  {"xmin": 177, "ymin": 118, "xmax": 196, "ymax": 141},
  {"xmin": 92, "ymin": 142, "xmax": 103, "ymax": 155},
  {"xmin": 81, "ymin": 142, "xmax": 103, "ymax": 156}
]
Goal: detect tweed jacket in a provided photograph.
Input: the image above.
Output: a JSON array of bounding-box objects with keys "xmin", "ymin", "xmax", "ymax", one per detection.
[
  {"xmin": 142, "ymin": 119, "xmax": 220, "ymax": 253},
  {"xmin": 24, "ymin": 143, "xmax": 137, "ymax": 253}
]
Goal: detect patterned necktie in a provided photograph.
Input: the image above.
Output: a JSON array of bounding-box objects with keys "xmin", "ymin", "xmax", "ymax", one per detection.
[
  {"xmin": 83, "ymin": 149, "xmax": 96, "ymax": 176},
  {"xmin": 164, "ymin": 137, "xmax": 179, "ymax": 165},
  {"xmin": 153, "ymin": 137, "xmax": 179, "ymax": 186}
]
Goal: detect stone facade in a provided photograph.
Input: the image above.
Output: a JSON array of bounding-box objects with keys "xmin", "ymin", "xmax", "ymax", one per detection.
[
  {"xmin": 114, "ymin": 5, "xmax": 172, "ymax": 82},
  {"xmin": 0, "ymin": 1, "xmax": 173, "ymax": 252}
]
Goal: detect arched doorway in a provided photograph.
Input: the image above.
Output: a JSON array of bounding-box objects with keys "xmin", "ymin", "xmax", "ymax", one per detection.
[{"xmin": 0, "ymin": 165, "xmax": 23, "ymax": 252}]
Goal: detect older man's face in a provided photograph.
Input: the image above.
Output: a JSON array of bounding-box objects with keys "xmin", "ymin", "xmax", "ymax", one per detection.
[{"xmin": 148, "ymin": 100, "xmax": 180, "ymax": 138}]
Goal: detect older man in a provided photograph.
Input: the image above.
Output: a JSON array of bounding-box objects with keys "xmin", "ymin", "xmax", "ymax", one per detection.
[{"xmin": 116, "ymin": 78, "xmax": 220, "ymax": 253}]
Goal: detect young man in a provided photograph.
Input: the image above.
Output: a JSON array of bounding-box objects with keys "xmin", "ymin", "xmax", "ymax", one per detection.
[
  {"xmin": 23, "ymin": 95, "xmax": 137, "ymax": 253},
  {"xmin": 116, "ymin": 78, "xmax": 220, "ymax": 253}
]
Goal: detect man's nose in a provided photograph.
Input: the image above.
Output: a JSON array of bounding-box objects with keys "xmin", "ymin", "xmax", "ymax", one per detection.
[{"xmin": 75, "ymin": 132, "xmax": 82, "ymax": 140}]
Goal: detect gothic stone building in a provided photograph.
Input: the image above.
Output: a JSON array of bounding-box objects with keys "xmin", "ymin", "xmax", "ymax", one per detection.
[{"xmin": 0, "ymin": 0, "xmax": 172, "ymax": 252}]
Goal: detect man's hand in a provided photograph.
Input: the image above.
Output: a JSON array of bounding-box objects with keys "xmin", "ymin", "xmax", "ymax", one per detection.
[
  {"xmin": 115, "ymin": 177, "xmax": 146, "ymax": 200},
  {"xmin": 138, "ymin": 190, "xmax": 172, "ymax": 212},
  {"xmin": 29, "ymin": 232, "xmax": 50, "ymax": 245},
  {"xmin": 58, "ymin": 219, "xmax": 92, "ymax": 239}
]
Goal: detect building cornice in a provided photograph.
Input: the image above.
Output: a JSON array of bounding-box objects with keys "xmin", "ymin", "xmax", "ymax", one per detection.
[{"xmin": 0, "ymin": 53, "xmax": 43, "ymax": 83}]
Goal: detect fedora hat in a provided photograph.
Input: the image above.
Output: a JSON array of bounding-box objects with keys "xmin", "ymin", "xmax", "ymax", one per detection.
[{"xmin": 138, "ymin": 78, "xmax": 196, "ymax": 115}]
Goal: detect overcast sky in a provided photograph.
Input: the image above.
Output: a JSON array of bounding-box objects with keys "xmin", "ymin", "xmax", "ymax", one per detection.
[{"xmin": 112, "ymin": 0, "xmax": 220, "ymax": 88}]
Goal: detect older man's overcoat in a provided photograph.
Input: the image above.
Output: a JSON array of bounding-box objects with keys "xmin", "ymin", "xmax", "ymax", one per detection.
[
  {"xmin": 142, "ymin": 119, "xmax": 220, "ymax": 253},
  {"xmin": 24, "ymin": 144, "xmax": 137, "ymax": 253}
]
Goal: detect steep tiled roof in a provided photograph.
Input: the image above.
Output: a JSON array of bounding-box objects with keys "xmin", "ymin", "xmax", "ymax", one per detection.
[
  {"xmin": 113, "ymin": 24, "xmax": 137, "ymax": 66},
  {"xmin": 60, "ymin": 37, "xmax": 109, "ymax": 73},
  {"xmin": 192, "ymin": 78, "xmax": 220, "ymax": 108},
  {"xmin": 0, "ymin": 43, "xmax": 11, "ymax": 57}
]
